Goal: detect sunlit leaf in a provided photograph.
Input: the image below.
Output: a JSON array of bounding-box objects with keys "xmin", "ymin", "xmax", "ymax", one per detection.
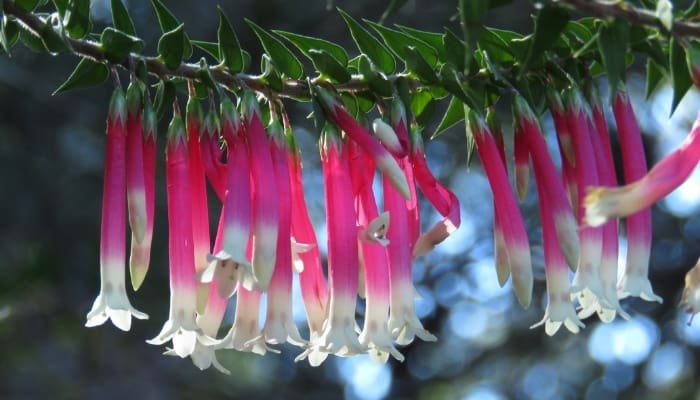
[
  {"xmin": 432, "ymin": 96, "xmax": 464, "ymax": 138},
  {"xmin": 309, "ymin": 49, "xmax": 351, "ymax": 83},
  {"xmin": 338, "ymin": 8, "xmax": 395, "ymax": 74},
  {"xmin": 247, "ymin": 19, "xmax": 304, "ymax": 79},
  {"xmin": 64, "ymin": 0, "xmax": 91, "ymax": 39},
  {"xmin": 365, "ymin": 20, "xmax": 438, "ymax": 66},
  {"xmin": 274, "ymin": 30, "xmax": 348, "ymax": 65},
  {"xmin": 53, "ymin": 58, "xmax": 108, "ymax": 94}
]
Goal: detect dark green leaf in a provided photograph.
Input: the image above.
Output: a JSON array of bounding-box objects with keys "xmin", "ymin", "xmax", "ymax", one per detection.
[
  {"xmin": 191, "ymin": 40, "xmax": 220, "ymax": 60},
  {"xmin": 52, "ymin": 0, "xmax": 69, "ymax": 16},
  {"xmin": 217, "ymin": 7, "xmax": 244, "ymax": 72},
  {"xmin": 2, "ymin": 19, "xmax": 20, "ymax": 51},
  {"xmin": 18, "ymin": 29, "xmax": 45, "ymax": 52},
  {"xmin": 683, "ymin": 0, "xmax": 700, "ymax": 18},
  {"xmin": 274, "ymin": 30, "xmax": 348, "ymax": 65},
  {"xmin": 432, "ymin": 96, "xmax": 464, "ymax": 138},
  {"xmin": 670, "ymin": 38, "xmax": 693, "ymax": 116},
  {"xmin": 14, "ymin": 0, "xmax": 41, "ymax": 12},
  {"xmin": 404, "ymin": 45, "xmax": 438, "ymax": 83},
  {"xmin": 110, "ymin": 0, "xmax": 136, "ymax": 36},
  {"xmin": 358, "ymin": 54, "xmax": 392, "ymax": 97},
  {"xmin": 39, "ymin": 23, "xmax": 68, "ymax": 53},
  {"xmin": 458, "ymin": 0, "xmax": 489, "ymax": 70},
  {"xmin": 443, "ymin": 28, "xmax": 465, "ymax": 71},
  {"xmin": 356, "ymin": 92, "xmax": 375, "ymax": 113},
  {"xmin": 151, "ymin": 0, "xmax": 191, "ymax": 59},
  {"xmin": 158, "ymin": 23, "xmax": 185, "ymax": 70},
  {"xmin": 632, "ymin": 38, "xmax": 668, "ymax": 69},
  {"xmin": 365, "ymin": 20, "xmax": 438, "ymax": 66},
  {"xmin": 246, "ymin": 19, "xmax": 304, "ymax": 79},
  {"xmin": 153, "ymin": 79, "xmax": 177, "ymax": 121},
  {"xmin": 520, "ymin": 4, "xmax": 570, "ymax": 76},
  {"xmin": 379, "ymin": 0, "xmax": 408, "ymax": 24},
  {"xmin": 597, "ymin": 19, "xmax": 629, "ymax": 96},
  {"xmin": 479, "ymin": 27, "xmax": 515, "ymax": 63},
  {"xmin": 340, "ymin": 93, "xmax": 359, "ymax": 119},
  {"xmin": 53, "ymin": 58, "xmax": 108, "ymax": 94},
  {"xmin": 411, "ymin": 90, "xmax": 436, "ymax": 126},
  {"xmin": 396, "ymin": 25, "xmax": 445, "ymax": 59},
  {"xmin": 260, "ymin": 54, "xmax": 284, "ymax": 91},
  {"xmin": 438, "ymin": 64, "xmax": 475, "ymax": 107},
  {"xmin": 101, "ymin": 27, "xmax": 143, "ymax": 63},
  {"xmin": 64, "ymin": 0, "xmax": 91, "ymax": 39},
  {"xmin": 308, "ymin": 49, "xmax": 351, "ymax": 83},
  {"xmin": 645, "ymin": 58, "xmax": 665, "ymax": 99},
  {"xmin": 338, "ymin": 8, "xmax": 395, "ymax": 74}
]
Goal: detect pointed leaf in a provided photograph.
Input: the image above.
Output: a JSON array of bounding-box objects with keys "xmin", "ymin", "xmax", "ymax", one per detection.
[
  {"xmin": 153, "ymin": 79, "xmax": 177, "ymax": 120},
  {"xmin": 53, "ymin": 58, "xmax": 108, "ymax": 94},
  {"xmin": 217, "ymin": 7, "xmax": 244, "ymax": 72},
  {"xmin": 274, "ymin": 30, "xmax": 348, "ymax": 65},
  {"xmin": 14, "ymin": 0, "xmax": 41, "ymax": 12},
  {"xmin": 443, "ymin": 28, "xmax": 466, "ymax": 71},
  {"xmin": 308, "ymin": 49, "xmax": 351, "ymax": 83},
  {"xmin": 458, "ymin": 0, "xmax": 489, "ymax": 70},
  {"xmin": 432, "ymin": 96, "xmax": 464, "ymax": 138},
  {"xmin": 39, "ymin": 23, "xmax": 68, "ymax": 53},
  {"xmin": 110, "ymin": 0, "xmax": 136, "ymax": 36},
  {"xmin": 365, "ymin": 20, "xmax": 438, "ymax": 66},
  {"xmin": 396, "ymin": 25, "xmax": 445, "ymax": 59},
  {"xmin": 670, "ymin": 37, "xmax": 692, "ymax": 116},
  {"xmin": 520, "ymin": 4, "xmax": 570, "ymax": 76},
  {"xmin": 358, "ymin": 54, "xmax": 392, "ymax": 96},
  {"xmin": 379, "ymin": 0, "xmax": 408, "ymax": 24},
  {"xmin": 64, "ymin": 0, "xmax": 91, "ymax": 39},
  {"xmin": 101, "ymin": 27, "xmax": 143, "ymax": 63},
  {"xmin": 246, "ymin": 19, "xmax": 304, "ymax": 79},
  {"xmin": 191, "ymin": 40, "xmax": 220, "ymax": 60},
  {"xmin": 411, "ymin": 90, "xmax": 436, "ymax": 126},
  {"xmin": 151, "ymin": 0, "xmax": 191, "ymax": 59},
  {"xmin": 52, "ymin": 0, "xmax": 69, "ymax": 16},
  {"xmin": 158, "ymin": 23, "xmax": 185, "ymax": 70},
  {"xmin": 338, "ymin": 8, "xmax": 395, "ymax": 74},
  {"xmin": 597, "ymin": 19, "xmax": 629, "ymax": 96},
  {"xmin": 645, "ymin": 58, "xmax": 665, "ymax": 99},
  {"xmin": 404, "ymin": 45, "xmax": 438, "ymax": 83}
]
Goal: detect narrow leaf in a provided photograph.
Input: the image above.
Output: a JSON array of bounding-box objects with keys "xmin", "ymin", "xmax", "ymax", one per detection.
[
  {"xmin": 458, "ymin": 0, "xmax": 489, "ymax": 71},
  {"xmin": 246, "ymin": 19, "xmax": 304, "ymax": 79},
  {"xmin": 520, "ymin": 4, "xmax": 570, "ymax": 76},
  {"xmin": 379, "ymin": 0, "xmax": 408, "ymax": 24},
  {"xmin": 670, "ymin": 37, "xmax": 692, "ymax": 116},
  {"xmin": 110, "ymin": 0, "xmax": 136, "ymax": 36},
  {"xmin": 14, "ymin": 0, "xmax": 41, "ymax": 12},
  {"xmin": 432, "ymin": 96, "xmax": 464, "ymax": 138},
  {"xmin": 365, "ymin": 20, "xmax": 438, "ymax": 66},
  {"xmin": 645, "ymin": 58, "xmax": 665, "ymax": 99},
  {"xmin": 191, "ymin": 40, "xmax": 220, "ymax": 60},
  {"xmin": 443, "ymin": 28, "xmax": 466, "ymax": 71},
  {"xmin": 53, "ymin": 58, "xmax": 108, "ymax": 94},
  {"xmin": 358, "ymin": 54, "xmax": 392, "ymax": 96},
  {"xmin": 158, "ymin": 23, "xmax": 185, "ymax": 70},
  {"xmin": 396, "ymin": 25, "xmax": 445, "ymax": 59},
  {"xmin": 308, "ymin": 49, "xmax": 351, "ymax": 83},
  {"xmin": 52, "ymin": 0, "xmax": 69, "ymax": 16},
  {"xmin": 404, "ymin": 45, "xmax": 438, "ymax": 83},
  {"xmin": 151, "ymin": 0, "xmax": 191, "ymax": 58},
  {"xmin": 275, "ymin": 30, "xmax": 348, "ymax": 65},
  {"xmin": 597, "ymin": 19, "xmax": 629, "ymax": 96},
  {"xmin": 338, "ymin": 8, "xmax": 395, "ymax": 73},
  {"xmin": 217, "ymin": 7, "xmax": 244, "ymax": 72}
]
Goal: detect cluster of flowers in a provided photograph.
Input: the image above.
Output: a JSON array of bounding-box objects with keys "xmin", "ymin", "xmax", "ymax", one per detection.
[
  {"xmin": 84, "ymin": 81, "xmax": 461, "ymax": 372},
  {"xmin": 85, "ymin": 75, "xmax": 700, "ymax": 372}
]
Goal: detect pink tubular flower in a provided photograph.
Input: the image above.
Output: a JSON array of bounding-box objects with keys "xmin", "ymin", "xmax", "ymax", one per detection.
[
  {"xmin": 200, "ymin": 98, "xmax": 255, "ymax": 296},
  {"xmin": 125, "ymin": 82, "xmax": 147, "ymax": 246},
  {"xmin": 487, "ymin": 110, "xmax": 511, "ymax": 286},
  {"xmin": 347, "ymin": 140, "xmax": 403, "ymax": 363},
  {"xmin": 610, "ymin": 86, "xmax": 662, "ymax": 303},
  {"xmin": 242, "ymin": 92, "xmax": 279, "ymax": 291},
  {"xmin": 262, "ymin": 122, "xmax": 306, "ymax": 347},
  {"xmin": 147, "ymin": 104, "xmax": 214, "ymax": 358},
  {"xmin": 288, "ymin": 145, "xmax": 329, "ymax": 338},
  {"xmin": 548, "ymin": 93, "xmax": 578, "ymax": 211},
  {"xmin": 410, "ymin": 127, "xmax": 461, "ymax": 259},
  {"xmin": 186, "ymin": 95, "xmax": 212, "ymax": 313},
  {"xmin": 680, "ymin": 258, "xmax": 700, "ymax": 324},
  {"xmin": 200, "ymin": 106, "xmax": 226, "ymax": 201},
  {"xmin": 86, "ymin": 88, "xmax": 148, "ymax": 331},
  {"xmin": 514, "ymin": 122, "xmax": 530, "ymax": 202},
  {"xmin": 316, "ymin": 87, "xmax": 410, "ymax": 200},
  {"xmin": 469, "ymin": 110, "xmax": 533, "ymax": 308},
  {"xmin": 218, "ymin": 283, "xmax": 278, "ymax": 355},
  {"xmin": 296, "ymin": 129, "xmax": 363, "ymax": 366},
  {"xmin": 128, "ymin": 94, "xmax": 156, "ymax": 291}
]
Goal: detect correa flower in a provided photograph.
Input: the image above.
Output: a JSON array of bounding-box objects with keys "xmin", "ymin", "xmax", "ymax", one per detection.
[
  {"xmin": 147, "ymin": 104, "xmax": 214, "ymax": 358},
  {"xmin": 262, "ymin": 121, "xmax": 306, "ymax": 347},
  {"xmin": 218, "ymin": 283, "xmax": 279, "ymax": 355},
  {"xmin": 124, "ymin": 82, "xmax": 147, "ymax": 247},
  {"xmin": 200, "ymin": 105, "xmax": 227, "ymax": 201},
  {"xmin": 610, "ymin": 86, "xmax": 662, "ymax": 303},
  {"xmin": 514, "ymin": 121, "xmax": 530, "ymax": 202},
  {"xmin": 200, "ymin": 98, "xmax": 255, "ymax": 296},
  {"xmin": 186, "ymin": 94, "xmax": 212, "ymax": 313},
  {"xmin": 86, "ymin": 87, "xmax": 148, "ymax": 332},
  {"xmin": 347, "ymin": 140, "xmax": 403, "ymax": 363},
  {"xmin": 242, "ymin": 92, "xmax": 279, "ymax": 291},
  {"xmin": 487, "ymin": 110, "xmax": 511, "ymax": 286},
  {"xmin": 680, "ymin": 258, "xmax": 700, "ymax": 325},
  {"xmin": 296, "ymin": 128, "xmax": 364, "ymax": 366},
  {"xmin": 469, "ymin": 110, "xmax": 533, "ymax": 308},
  {"xmin": 128, "ymin": 93, "xmax": 156, "ymax": 291}
]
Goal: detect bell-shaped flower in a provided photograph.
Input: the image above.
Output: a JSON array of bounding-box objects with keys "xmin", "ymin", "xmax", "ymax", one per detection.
[
  {"xmin": 147, "ymin": 105, "xmax": 214, "ymax": 357},
  {"xmin": 218, "ymin": 284, "xmax": 279, "ymax": 355},
  {"xmin": 129, "ymin": 98, "xmax": 156, "ymax": 291},
  {"xmin": 86, "ymin": 88, "xmax": 148, "ymax": 332},
  {"xmin": 468, "ymin": 110, "xmax": 533, "ymax": 308}
]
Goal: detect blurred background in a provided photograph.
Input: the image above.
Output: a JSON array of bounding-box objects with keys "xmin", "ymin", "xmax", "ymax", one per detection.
[{"xmin": 2, "ymin": 0, "xmax": 700, "ymax": 399}]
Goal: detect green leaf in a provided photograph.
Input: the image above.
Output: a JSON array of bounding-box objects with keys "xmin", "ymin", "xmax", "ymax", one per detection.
[
  {"xmin": 520, "ymin": 4, "xmax": 570, "ymax": 76},
  {"xmin": 597, "ymin": 19, "xmax": 629, "ymax": 96},
  {"xmin": 217, "ymin": 7, "xmax": 244, "ymax": 73},
  {"xmin": 458, "ymin": 0, "xmax": 489, "ymax": 70},
  {"xmin": 670, "ymin": 38, "xmax": 693, "ymax": 116},
  {"xmin": 432, "ymin": 96, "xmax": 464, "ymax": 138},
  {"xmin": 53, "ymin": 58, "xmax": 108, "ymax": 94},
  {"xmin": 479, "ymin": 27, "xmax": 515, "ymax": 63},
  {"xmin": 275, "ymin": 30, "xmax": 348, "ymax": 65},
  {"xmin": 39, "ymin": 23, "xmax": 68, "ymax": 53},
  {"xmin": 110, "ymin": 0, "xmax": 136, "ymax": 36},
  {"xmin": 52, "ymin": 0, "xmax": 69, "ymax": 16},
  {"xmin": 396, "ymin": 25, "xmax": 445, "ymax": 59},
  {"xmin": 18, "ymin": 29, "xmax": 45, "ymax": 52},
  {"xmin": 645, "ymin": 58, "xmax": 665, "ymax": 99},
  {"xmin": 153, "ymin": 79, "xmax": 177, "ymax": 121},
  {"xmin": 438, "ymin": 64, "xmax": 475, "ymax": 107},
  {"xmin": 191, "ymin": 40, "xmax": 220, "ymax": 60},
  {"xmin": 443, "ymin": 28, "xmax": 466, "ymax": 71},
  {"xmin": 379, "ymin": 0, "xmax": 408, "ymax": 24},
  {"xmin": 14, "ymin": 0, "xmax": 41, "ymax": 12},
  {"xmin": 260, "ymin": 54, "xmax": 284, "ymax": 91},
  {"xmin": 101, "ymin": 27, "xmax": 143, "ymax": 63},
  {"xmin": 246, "ymin": 19, "xmax": 304, "ymax": 79},
  {"xmin": 411, "ymin": 90, "xmax": 436, "ymax": 126},
  {"xmin": 358, "ymin": 54, "xmax": 392, "ymax": 96},
  {"xmin": 158, "ymin": 23, "xmax": 186, "ymax": 70},
  {"xmin": 308, "ymin": 49, "xmax": 351, "ymax": 83},
  {"xmin": 365, "ymin": 20, "xmax": 438, "ymax": 66},
  {"xmin": 64, "ymin": 0, "xmax": 91, "ymax": 39},
  {"xmin": 151, "ymin": 0, "xmax": 192, "ymax": 59},
  {"xmin": 404, "ymin": 45, "xmax": 438, "ymax": 83},
  {"xmin": 338, "ymin": 8, "xmax": 395, "ymax": 74}
]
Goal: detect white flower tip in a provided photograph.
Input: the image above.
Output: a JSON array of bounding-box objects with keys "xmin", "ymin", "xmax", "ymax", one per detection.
[{"xmin": 372, "ymin": 118, "xmax": 403, "ymax": 155}]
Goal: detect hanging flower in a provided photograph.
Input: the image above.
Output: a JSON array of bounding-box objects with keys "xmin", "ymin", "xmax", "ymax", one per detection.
[
  {"xmin": 86, "ymin": 88, "xmax": 148, "ymax": 332},
  {"xmin": 486, "ymin": 110, "xmax": 511, "ymax": 286}
]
